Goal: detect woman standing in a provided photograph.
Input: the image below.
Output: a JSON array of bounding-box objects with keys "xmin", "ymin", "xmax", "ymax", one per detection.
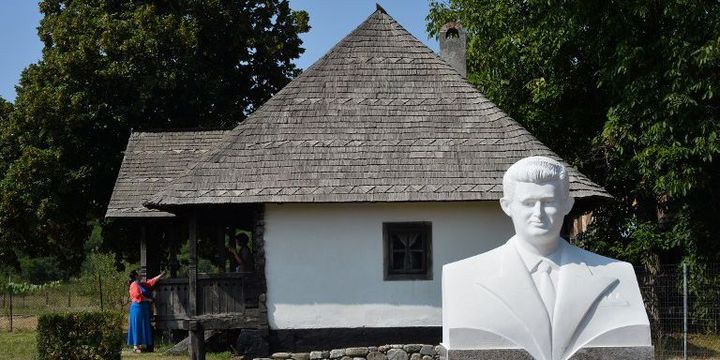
[{"xmin": 127, "ymin": 270, "xmax": 165, "ymax": 353}]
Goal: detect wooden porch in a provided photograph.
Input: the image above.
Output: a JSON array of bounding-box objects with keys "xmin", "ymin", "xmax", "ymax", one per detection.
[
  {"xmin": 154, "ymin": 272, "xmax": 264, "ymax": 330},
  {"xmin": 129, "ymin": 205, "xmax": 268, "ymax": 359}
]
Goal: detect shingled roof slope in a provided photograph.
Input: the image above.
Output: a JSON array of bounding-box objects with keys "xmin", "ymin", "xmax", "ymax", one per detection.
[
  {"xmin": 146, "ymin": 10, "xmax": 609, "ymax": 207},
  {"xmin": 106, "ymin": 130, "xmax": 228, "ymax": 218}
]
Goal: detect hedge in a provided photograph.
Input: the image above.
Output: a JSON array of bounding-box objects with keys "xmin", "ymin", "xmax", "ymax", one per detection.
[{"xmin": 37, "ymin": 311, "xmax": 124, "ymax": 360}]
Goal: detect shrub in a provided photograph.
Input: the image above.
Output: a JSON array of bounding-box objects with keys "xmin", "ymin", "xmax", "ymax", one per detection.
[
  {"xmin": 80, "ymin": 252, "xmax": 132, "ymax": 311},
  {"xmin": 37, "ymin": 311, "xmax": 123, "ymax": 360}
]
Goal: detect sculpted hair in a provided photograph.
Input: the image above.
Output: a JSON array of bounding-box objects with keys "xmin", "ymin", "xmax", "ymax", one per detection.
[{"xmin": 502, "ymin": 156, "xmax": 569, "ymax": 200}]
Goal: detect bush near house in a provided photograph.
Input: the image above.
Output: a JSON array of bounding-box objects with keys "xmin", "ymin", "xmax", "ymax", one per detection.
[{"xmin": 36, "ymin": 311, "xmax": 123, "ymax": 360}]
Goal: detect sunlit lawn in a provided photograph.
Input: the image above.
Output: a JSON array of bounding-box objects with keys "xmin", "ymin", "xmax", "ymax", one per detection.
[
  {"xmin": 0, "ymin": 330, "xmax": 36, "ymax": 360},
  {"xmin": 0, "ymin": 330, "xmax": 232, "ymax": 360},
  {"xmin": 657, "ymin": 333, "xmax": 720, "ymax": 360},
  {"xmin": 121, "ymin": 345, "xmax": 233, "ymax": 360}
]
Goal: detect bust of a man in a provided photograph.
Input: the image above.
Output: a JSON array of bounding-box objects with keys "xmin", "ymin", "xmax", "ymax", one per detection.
[{"xmin": 442, "ymin": 156, "xmax": 651, "ymax": 360}]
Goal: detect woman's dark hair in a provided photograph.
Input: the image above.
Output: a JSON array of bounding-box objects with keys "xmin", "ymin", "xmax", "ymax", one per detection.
[
  {"xmin": 233, "ymin": 232, "xmax": 250, "ymax": 245},
  {"xmin": 128, "ymin": 270, "xmax": 139, "ymax": 283}
]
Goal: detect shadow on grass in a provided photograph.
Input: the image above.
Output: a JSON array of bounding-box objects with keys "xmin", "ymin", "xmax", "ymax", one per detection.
[{"xmin": 655, "ymin": 333, "xmax": 720, "ymax": 359}]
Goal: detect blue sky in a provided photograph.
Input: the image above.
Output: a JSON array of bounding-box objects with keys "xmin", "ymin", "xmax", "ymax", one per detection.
[{"xmin": 0, "ymin": 0, "xmax": 438, "ymax": 102}]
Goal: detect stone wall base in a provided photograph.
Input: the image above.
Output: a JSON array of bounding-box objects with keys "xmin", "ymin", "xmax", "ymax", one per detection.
[
  {"xmin": 255, "ymin": 344, "xmax": 443, "ymax": 360},
  {"xmin": 439, "ymin": 345, "xmax": 655, "ymax": 360},
  {"xmin": 269, "ymin": 327, "xmax": 441, "ymax": 352}
]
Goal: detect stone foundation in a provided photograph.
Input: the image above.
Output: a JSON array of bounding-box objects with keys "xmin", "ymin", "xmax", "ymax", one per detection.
[
  {"xmin": 255, "ymin": 344, "xmax": 442, "ymax": 360},
  {"xmin": 267, "ymin": 328, "xmax": 441, "ymax": 352}
]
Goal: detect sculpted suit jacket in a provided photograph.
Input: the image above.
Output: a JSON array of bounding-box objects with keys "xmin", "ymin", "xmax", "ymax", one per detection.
[{"xmin": 442, "ymin": 237, "xmax": 651, "ymax": 360}]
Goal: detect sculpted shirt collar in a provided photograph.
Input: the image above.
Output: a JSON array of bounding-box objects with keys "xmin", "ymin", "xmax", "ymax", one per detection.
[{"xmin": 513, "ymin": 236, "xmax": 565, "ymax": 274}]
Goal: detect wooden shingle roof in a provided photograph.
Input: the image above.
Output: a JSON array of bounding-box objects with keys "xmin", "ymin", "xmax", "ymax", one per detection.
[
  {"xmin": 106, "ymin": 130, "xmax": 228, "ymax": 218},
  {"xmin": 145, "ymin": 9, "xmax": 609, "ymax": 208}
]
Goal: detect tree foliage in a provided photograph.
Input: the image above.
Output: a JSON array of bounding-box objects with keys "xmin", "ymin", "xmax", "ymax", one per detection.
[
  {"xmin": 0, "ymin": 97, "xmax": 12, "ymax": 174},
  {"xmin": 80, "ymin": 252, "xmax": 131, "ymax": 311},
  {"xmin": 0, "ymin": 0, "xmax": 309, "ymax": 270},
  {"xmin": 428, "ymin": 0, "xmax": 720, "ymax": 267},
  {"xmin": 0, "ymin": 98, "xmax": 11, "ymax": 123}
]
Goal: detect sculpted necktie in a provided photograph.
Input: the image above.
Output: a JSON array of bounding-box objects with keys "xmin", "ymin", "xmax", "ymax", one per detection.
[{"xmin": 537, "ymin": 260, "xmax": 556, "ymax": 321}]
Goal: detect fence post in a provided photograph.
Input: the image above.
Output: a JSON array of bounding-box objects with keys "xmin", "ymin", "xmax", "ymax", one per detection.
[
  {"xmin": 8, "ymin": 287, "xmax": 12, "ymax": 332},
  {"xmin": 683, "ymin": 263, "xmax": 688, "ymax": 360},
  {"xmin": 98, "ymin": 274, "xmax": 104, "ymax": 311}
]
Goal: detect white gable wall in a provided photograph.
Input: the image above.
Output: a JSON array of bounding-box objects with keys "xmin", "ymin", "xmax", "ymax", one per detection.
[{"xmin": 264, "ymin": 202, "xmax": 513, "ymax": 329}]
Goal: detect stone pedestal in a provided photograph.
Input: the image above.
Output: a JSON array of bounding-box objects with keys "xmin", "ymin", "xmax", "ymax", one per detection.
[{"xmin": 439, "ymin": 345, "xmax": 655, "ymax": 360}]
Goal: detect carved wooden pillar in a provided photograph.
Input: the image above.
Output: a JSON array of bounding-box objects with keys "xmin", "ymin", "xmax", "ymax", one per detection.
[
  {"xmin": 188, "ymin": 214, "xmax": 198, "ymax": 317},
  {"xmin": 139, "ymin": 224, "xmax": 148, "ymax": 280},
  {"xmin": 187, "ymin": 213, "xmax": 204, "ymax": 360},
  {"xmin": 224, "ymin": 226, "xmax": 231, "ymax": 272},
  {"xmin": 189, "ymin": 320, "xmax": 205, "ymax": 360},
  {"xmin": 215, "ymin": 225, "xmax": 226, "ymax": 272},
  {"xmin": 168, "ymin": 226, "xmax": 179, "ymax": 278}
]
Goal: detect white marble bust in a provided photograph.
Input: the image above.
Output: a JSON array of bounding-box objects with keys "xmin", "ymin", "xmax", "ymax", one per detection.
[{"xmin": 442, "ymin": 156, "xmax": 651, "ymax": 360}]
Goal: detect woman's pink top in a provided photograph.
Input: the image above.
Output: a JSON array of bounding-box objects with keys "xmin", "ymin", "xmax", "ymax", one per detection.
[{"xmin": 128, "ymin": 277, "xmax": 159, "ymax": 303}]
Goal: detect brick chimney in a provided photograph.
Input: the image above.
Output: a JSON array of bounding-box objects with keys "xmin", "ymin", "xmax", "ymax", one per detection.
[{"xmin": 439, "ymin": 22, "xmax": 467, "ymax": 78}]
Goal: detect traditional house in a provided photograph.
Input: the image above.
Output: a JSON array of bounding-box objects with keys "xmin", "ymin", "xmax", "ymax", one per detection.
[{"xmin": 107, "ymin": 7, "xmax": 610, "ymax": 356}]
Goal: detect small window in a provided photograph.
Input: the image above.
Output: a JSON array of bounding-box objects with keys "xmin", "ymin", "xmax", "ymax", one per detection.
[
  {"xmin": 445, "ymin": 28, "xmax": 460, "ymax": 39},
  {"xmin": 383, "ymin": 222, "xmax": 432, "ymax": 280}
]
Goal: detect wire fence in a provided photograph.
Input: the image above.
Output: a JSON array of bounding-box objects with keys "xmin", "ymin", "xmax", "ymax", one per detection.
[
  {"xmin": 636, "ymin": 263, "xmax": 720, "ymax": 359},
  {"xmin": 0, "ymin": 274, "xmax": 129, "ymax": 332},
  {"xmin": 1, "ymin": 265, "xmax": 719, "ymax": 359}
]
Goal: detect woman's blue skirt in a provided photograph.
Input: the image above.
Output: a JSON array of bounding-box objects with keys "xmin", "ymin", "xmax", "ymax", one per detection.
[{"xmin": 127, "ymin": 302, "xmax": 153, "ymax": 347}]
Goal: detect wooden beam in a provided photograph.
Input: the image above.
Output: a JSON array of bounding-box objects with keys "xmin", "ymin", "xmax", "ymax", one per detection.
[
  {"xmin": 216, "ymin": 226, "xmax": 226, "ymax": 272},
  {"xmin": 139, "ymin": 224, "xmax": 147, "ymax": 279},
  {"xmin": 188, "ymin": 213, "xmax": 203, "ymax": 360},
  {"xmin": 188, "ymin": 214, "xmax": 198, "ymax": 317},
  {"xmin": 168, "ymin": 223, "xmax": 179, "ymax": 278},
  {"xmin": 188, "ymin": 320, "xmax": 206, "ymax": 360},
  {"xmin": 188, "ymin": 311, "xmax": 267, "ymax": 330}
]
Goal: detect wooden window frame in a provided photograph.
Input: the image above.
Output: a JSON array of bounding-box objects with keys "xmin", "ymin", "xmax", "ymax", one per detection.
[{"xmin": 383, "ymin": 222, "xmax": 432, "ymax": 281}]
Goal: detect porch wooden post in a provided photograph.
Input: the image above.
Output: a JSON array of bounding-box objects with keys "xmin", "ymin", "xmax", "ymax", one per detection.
[
  {"xmin": 168, "ymin": 229, "xmax": 179, "ymax": 278},
  {"xmin": 139, "ymin": 224, "xmax": 147, "ymax": 279},
  {"xmin": 216, "ymin": 226, "xmax": 226, "ymax": 272},
  {"xmin": 188, "ymin": 213, "xmax": 204, "ymax": 360},
  {"xmin": 189, "ymin": 320, "xmax": 205, "ymax": 360},
  {"xmin": 188, "ymin": 214, "xmax": 198, "ymax": 316}
]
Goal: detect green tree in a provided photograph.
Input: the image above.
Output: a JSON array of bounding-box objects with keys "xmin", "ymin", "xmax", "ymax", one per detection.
[
  {"xmin": 0, "ymin": 0, "xmax": 309, "ymax": 270},
  {"xmin": 0, "ymin": 98, "xmax": 11, "ymax": 123},
  {"xmin": 0, "ymin": 96, "xmax": 11, "ymax": 189},
  {"xmin": 427, "ymin": 0, "xmax": 720, "ymax": 268},
  {"xmin": 0, "ymin": 97, "xmax": 16, "ymax": 268},
  {"xmin": 0, "ymin": 97, "xmax": 12, "ymax": 172}
]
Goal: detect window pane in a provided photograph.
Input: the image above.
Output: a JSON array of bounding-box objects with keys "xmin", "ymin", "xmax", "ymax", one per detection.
[
  {"xmin": 408, "ymin": 235, "xmax": 422, "ymax": 249},
  {"xmin": 392, "ymin": 252, "xmax": 406, "ymax": 270},
  {"xmin": 410, "ymin": 251, "xmax": 423, "ymax": 271},
  {"xmin": 392, "ymin": 236, "xmax": 404, "ymax": 250}
]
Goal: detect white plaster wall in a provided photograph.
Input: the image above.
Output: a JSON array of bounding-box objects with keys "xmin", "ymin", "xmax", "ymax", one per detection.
[{"xmin": 263, "ymin": 202, "xmax": 514, "ymax": 329}]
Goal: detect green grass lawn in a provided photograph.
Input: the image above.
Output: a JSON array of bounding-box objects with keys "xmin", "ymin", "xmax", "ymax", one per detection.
[
  {"xmin": 121, "ymin": 345, "xmax": 233, "ymax": 360},
  {"xmin": 0, "ymin": 330, "xmax": 36, "ymax": 360},
  {"xmin": 0, "ymin": 330, "xmax": 233, "ymax": 360}
]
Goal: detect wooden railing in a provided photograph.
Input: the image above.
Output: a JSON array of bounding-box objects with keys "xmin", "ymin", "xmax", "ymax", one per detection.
[{"xmin": 153, "ymin": 272, "xmax": 260, "ymax": 329}]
